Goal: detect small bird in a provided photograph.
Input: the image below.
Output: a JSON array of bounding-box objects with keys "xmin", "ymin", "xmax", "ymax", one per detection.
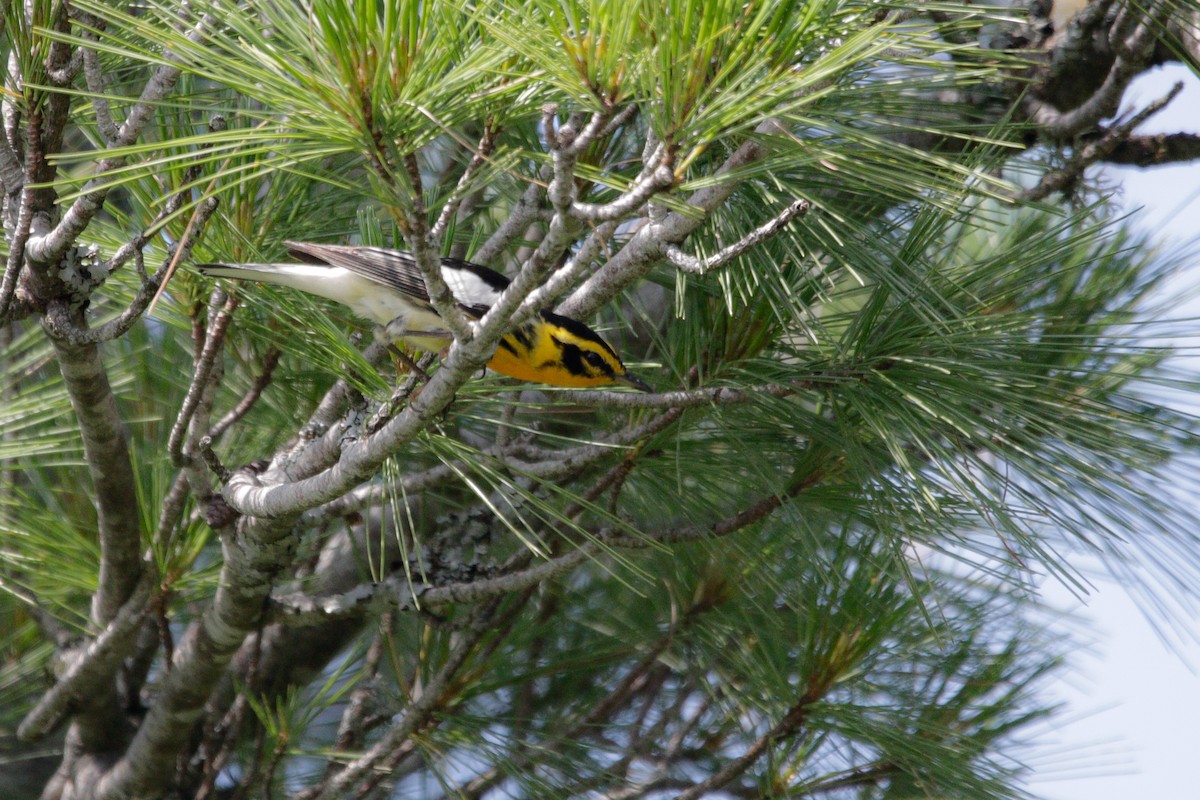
[{"xmin": 197, "ymin": 242, "xmax": 651, "ymax": 391}]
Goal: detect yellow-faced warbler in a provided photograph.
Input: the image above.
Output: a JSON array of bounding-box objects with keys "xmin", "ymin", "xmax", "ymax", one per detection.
[{"xmin": 197, "ymin": 242, "xmax": 650, "ymax": 391}]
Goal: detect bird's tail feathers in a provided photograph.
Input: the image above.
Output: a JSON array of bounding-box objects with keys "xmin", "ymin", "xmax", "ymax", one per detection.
[
  {"xmin": 194, "ymin": 262, "xmax": 349, "ymax": 294},
  {"xmin": 196, "ymin": 263, "xmax": 300, "ymax": 280},
  {"xmin": 194, "ymin": 261, "xmax": 402, "ymax": 322}
]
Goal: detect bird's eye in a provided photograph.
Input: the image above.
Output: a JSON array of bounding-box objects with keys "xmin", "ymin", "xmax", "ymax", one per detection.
[{"xmin": 584, "ymin": 351, "xmax": 605, "ymax": 369}]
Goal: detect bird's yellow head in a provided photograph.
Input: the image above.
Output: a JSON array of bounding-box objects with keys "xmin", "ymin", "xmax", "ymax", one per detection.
[{"xmin": 487, "ymin": 311, "xmax": 651, "ymax": 391}]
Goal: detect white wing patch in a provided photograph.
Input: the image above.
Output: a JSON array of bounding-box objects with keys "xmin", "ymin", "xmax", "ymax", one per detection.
[{"xmin": 443, "ymin": 266, "xmax": 504, "ymax": 308}]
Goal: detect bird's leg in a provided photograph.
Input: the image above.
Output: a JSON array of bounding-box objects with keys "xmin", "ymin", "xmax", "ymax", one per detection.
[{"xmin": 387, "ymin": 343, "xmax": 432, "ymax": 384}]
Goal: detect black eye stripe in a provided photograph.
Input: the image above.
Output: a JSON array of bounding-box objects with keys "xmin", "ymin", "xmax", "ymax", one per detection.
[
  {"xmin": 557, "ymin": 339, "xmax": 584, "ymax": 376},
  {"xmin": 541, "ymin": 310, "xmax": 619, "ymax": 361},
  {"xmin": 553, "ymin": 334, "xmax": 618, "ymax": 378}
]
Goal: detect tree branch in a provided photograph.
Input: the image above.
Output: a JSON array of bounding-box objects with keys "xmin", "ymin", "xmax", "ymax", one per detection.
[
  {"xmin": 43, "ymin": 313, "xmax": 143, "ymax": 628},
  {"xmin": 545, "ymin": 371, "xmax": 884, "ymax": 408},
  {"xmin": 1020, "ymin": 81, "xmax": 1183, "ymax": 202},
  {"xmin": 39, "ymin": 196, "xmax": 221, "ymax": 345},
  {"xmin": 471, "ymin": 169, "xmax": 549, "ymax": 267},
  {"xmin": 332, "ymin": 613, "xmax": 390, "ymax": 752},
  {"xmin": 0, "ymin": 125, "xmax": 23, "ymax": 198},
  {"xmin": 1026, "ymin": 0, "xmax": 1169, "ymax": 140},
  {"xmin": 302, "ymin": 406, "xmax": 686, "ymax": 526},
  {"xmin": 96, "ymin": 512, "xmax": 300, "ymax": 800},
  {"xmin": 1091, "ymin": 130, "xmax": 1200, "ymax": 167},
  {"xmin": 274, "ymin": 459, "xmax": 818, "ymax": 628},
  {"xmin": 571, "ymin": 163, "xmax": 675, "ymax": 222},
  {"xmin": 300, "ymin": 610, "xmax": 493, "ymax": 800},
  {"xmin": 81, "ymin": 35, "xmax": 119, "ymax": 145},
  {"xmin": 514, "ymin": 219, "xmax": 618, "ymax": 318},
  {"xmin": 18, "ymin": 572, "xmax": 155, "ymax": 742},
  {"xmin": 400, "ymin": 153, "xmax": 475, "ymax": 342},
  {"xmin": 0, "ymin": 177, "xmax": 36, "ymax": 322},
  {"xmin": 221, "ymin": 325, "xmax": 493, "ymax": 516},
  {"xmin": 562, "ymin": 124, "xmax": 781, "ymax": 319}
]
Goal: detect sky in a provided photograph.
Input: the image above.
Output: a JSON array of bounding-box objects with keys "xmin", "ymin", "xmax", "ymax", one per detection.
[{"xmin": 1027, "ymin": 63, "xmax": 1200, "ymax": 800}]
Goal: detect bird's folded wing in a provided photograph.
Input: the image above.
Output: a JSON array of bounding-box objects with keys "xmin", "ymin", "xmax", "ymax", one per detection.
[{"xmin": 285, "ymin": 241, "xmax": 431, "ymax": 305}]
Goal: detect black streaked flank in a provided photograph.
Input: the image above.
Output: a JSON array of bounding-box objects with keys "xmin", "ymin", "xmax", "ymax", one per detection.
[{"xmin": 509, "ymin": 321, "xmax": 537, "ymax": 351}]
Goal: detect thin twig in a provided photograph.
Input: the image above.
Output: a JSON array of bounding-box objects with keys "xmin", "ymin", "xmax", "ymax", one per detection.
[
  {"xmin": 0, "ymin": 127, "xmax": 23, "ymax": 197},
  {"xmin": 82, "ymin": 36, "xmax": 119, "ymax": 144},
  {"xmin": 473, "ymin": 169, "xmax": 550, "ymax": 266},
  {"xmin": 168, "ymin": 289, "xmax": 237, "ymax": 466},
  {"xmin": 670, "ymin": 697, "xmax": 814, "ymax": 800},
  {"xmin": 24, "ymin": 7, "xmax": 221, "ymax": 267},
  {"xmin": 429, "ymin": 120, "xmax": 498, "ymax": 244},
  {"xmin": 197, "ymin": 437, "xmax": 231, "ymax": 483},
  {"xmin": 333, "ymin": 612, "xmax": 391, "ymax": 750},
  {"xmin": 300, "ymin": 610, "xmax": 493, "ymax": 800},
  {"xmin": 144, "ymin": 115, "xmax": 233, "ymax": 318},
  {"xmin": 1098, "ymin": 130, "xmax": 1200, "ymax": 166},
  {"xmin": 598, "ymin": 103, "xmax": 639, "ymax": 140},
  {"xmin": 153, "ymin": 472, "xmax": 192, "ymax": 550},
  {"xmin": 401, "ymin": 153, "xmax": 475, "ymax": 341},
  {"xmin": 665, "ymin": 199, "xmax": 811, "ymax": 274},
  {"xmin": 208, "ymin": 348, "xmax": 282, "ymax": 440},
  {"xmin": 0, "ymin": 177, "xmax": 36, "ymax": 321},
  {"xmin": 365, "ymin": 352, "xmax": 435, "ymax": 434}
]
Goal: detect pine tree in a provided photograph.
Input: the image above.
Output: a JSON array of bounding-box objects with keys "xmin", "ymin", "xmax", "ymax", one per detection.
[{"xmin": 2, "ymin": 1, "xmax": 1198, "ymax": 798}]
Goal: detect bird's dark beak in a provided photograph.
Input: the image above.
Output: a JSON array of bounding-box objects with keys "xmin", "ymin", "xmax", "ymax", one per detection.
[{"xmin": 615, "ymin": 372, "xmax": 653, "ymax": 392}]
